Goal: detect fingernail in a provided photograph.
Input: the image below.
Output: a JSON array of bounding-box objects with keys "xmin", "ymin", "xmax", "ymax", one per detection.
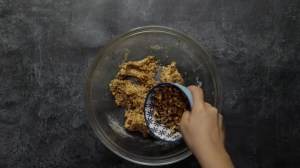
[{"xmin": 196, "ymin": 82, "xmax": 202, "ymax": 88}]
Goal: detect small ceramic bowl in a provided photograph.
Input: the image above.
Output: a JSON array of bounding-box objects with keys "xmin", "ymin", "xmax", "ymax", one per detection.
[{"xmin": 144, "ymin": 82, "xmax": 193, "ymax": 142}]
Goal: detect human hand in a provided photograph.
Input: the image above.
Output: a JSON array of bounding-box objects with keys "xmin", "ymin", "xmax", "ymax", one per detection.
[{"xmin": 180, "ymin": 86, "xmax": 234, "ymax": 168}]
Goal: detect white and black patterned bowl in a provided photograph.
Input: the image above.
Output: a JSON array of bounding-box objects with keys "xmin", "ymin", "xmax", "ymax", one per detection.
[{"xmin": 144, "ymin": 82, "xmax": 193, "ymax": 142}]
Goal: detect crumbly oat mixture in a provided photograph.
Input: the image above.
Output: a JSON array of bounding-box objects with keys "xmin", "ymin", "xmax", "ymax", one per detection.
[
  {"xmin": 153, "ymin": 86, "xmax": 189, "ymax": 133},
  {"xmin": 109, "ymin": 56, "xmax": 184, "ymax": 137},
  {"xmin": 116, "ymin": 55, "xmax": 158, "ymax": 88},
  {"xmin": 160, "ymin": 62, "xmax": 184, "ymax": 85},
  {"xmin": 109, "ymin": 79, "xmax": 148, "ymax": 108}
]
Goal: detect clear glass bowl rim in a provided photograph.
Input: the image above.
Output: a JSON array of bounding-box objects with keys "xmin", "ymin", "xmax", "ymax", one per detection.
[{"xmin": 85, "ymin": 25, "xmax": 223, "ymax": 166}]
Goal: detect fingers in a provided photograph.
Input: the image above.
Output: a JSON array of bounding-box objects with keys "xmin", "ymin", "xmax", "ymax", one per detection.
[
  {"xmin": 218, "ymin": 113, "xmax": 225, "ymax": 143},
  {"xmin": 180, "ymin": 111, "xmax": 191, "ymax": 132},
  {"xmin": 218, "ymin": 113, "xmax": 223, "ymax": 130},
  {"xmin": 188, "ymin": 86, "xmax": 205, "ymax": 112},
  {"xmin": 204, "ymin": 102, "xmax": 212, "ymax": 108}
]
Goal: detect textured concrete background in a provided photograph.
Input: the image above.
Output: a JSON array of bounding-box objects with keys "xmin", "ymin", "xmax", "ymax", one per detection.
[{"xmin": 0, "ymin": 0, "xmax": 299, "ymax": 167}]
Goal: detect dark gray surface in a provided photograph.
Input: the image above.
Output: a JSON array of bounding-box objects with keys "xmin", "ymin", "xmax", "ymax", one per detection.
[{"xmin": 0, "ymin": 0, "xmax": 299, "ymax": 167}]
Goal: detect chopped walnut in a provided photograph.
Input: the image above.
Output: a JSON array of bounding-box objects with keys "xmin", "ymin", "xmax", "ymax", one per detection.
[{"xmin": 153, "ymin": 86, "xmax": 189, "ymax": 133}]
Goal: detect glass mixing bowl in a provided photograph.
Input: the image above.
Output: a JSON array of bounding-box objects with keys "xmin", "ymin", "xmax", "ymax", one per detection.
[{"xmin": 85, "ymin": 26, "xmax": 222, "ymax": 166}]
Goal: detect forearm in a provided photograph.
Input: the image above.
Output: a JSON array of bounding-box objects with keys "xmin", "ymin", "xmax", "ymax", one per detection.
[
  {"xmin": 193, "ymin": 145, "xmax": 234, "ymax": 168},
  {"xmin": 180, "ymin": 86, "xmax": 234, "ymax": 168}
]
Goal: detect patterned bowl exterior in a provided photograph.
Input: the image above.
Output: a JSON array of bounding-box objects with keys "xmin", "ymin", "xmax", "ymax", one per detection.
[{"xmin": 144, "ymin": 83, "xmax": 193, "ymax": 142}]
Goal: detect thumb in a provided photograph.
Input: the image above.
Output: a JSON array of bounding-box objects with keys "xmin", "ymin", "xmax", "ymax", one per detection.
[{"xmin": 180, "ymin": 111, "xmax": 191, "ymax": 126}]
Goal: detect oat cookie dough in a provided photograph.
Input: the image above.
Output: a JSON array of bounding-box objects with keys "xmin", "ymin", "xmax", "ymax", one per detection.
[
  {"xmin": 110, "ymin": 79, "xmax": 148, "ymax": 108},
  {"xmin": 160, "ymin": 62, "xmax": 184, "ymax": 84},
  {"xmin": 109, "ymin": 56, "xmax": 184, "ymax": 137},
  {"xmin": 116, "ymin": 55, "xmax": 158, "ymax": 88}
]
